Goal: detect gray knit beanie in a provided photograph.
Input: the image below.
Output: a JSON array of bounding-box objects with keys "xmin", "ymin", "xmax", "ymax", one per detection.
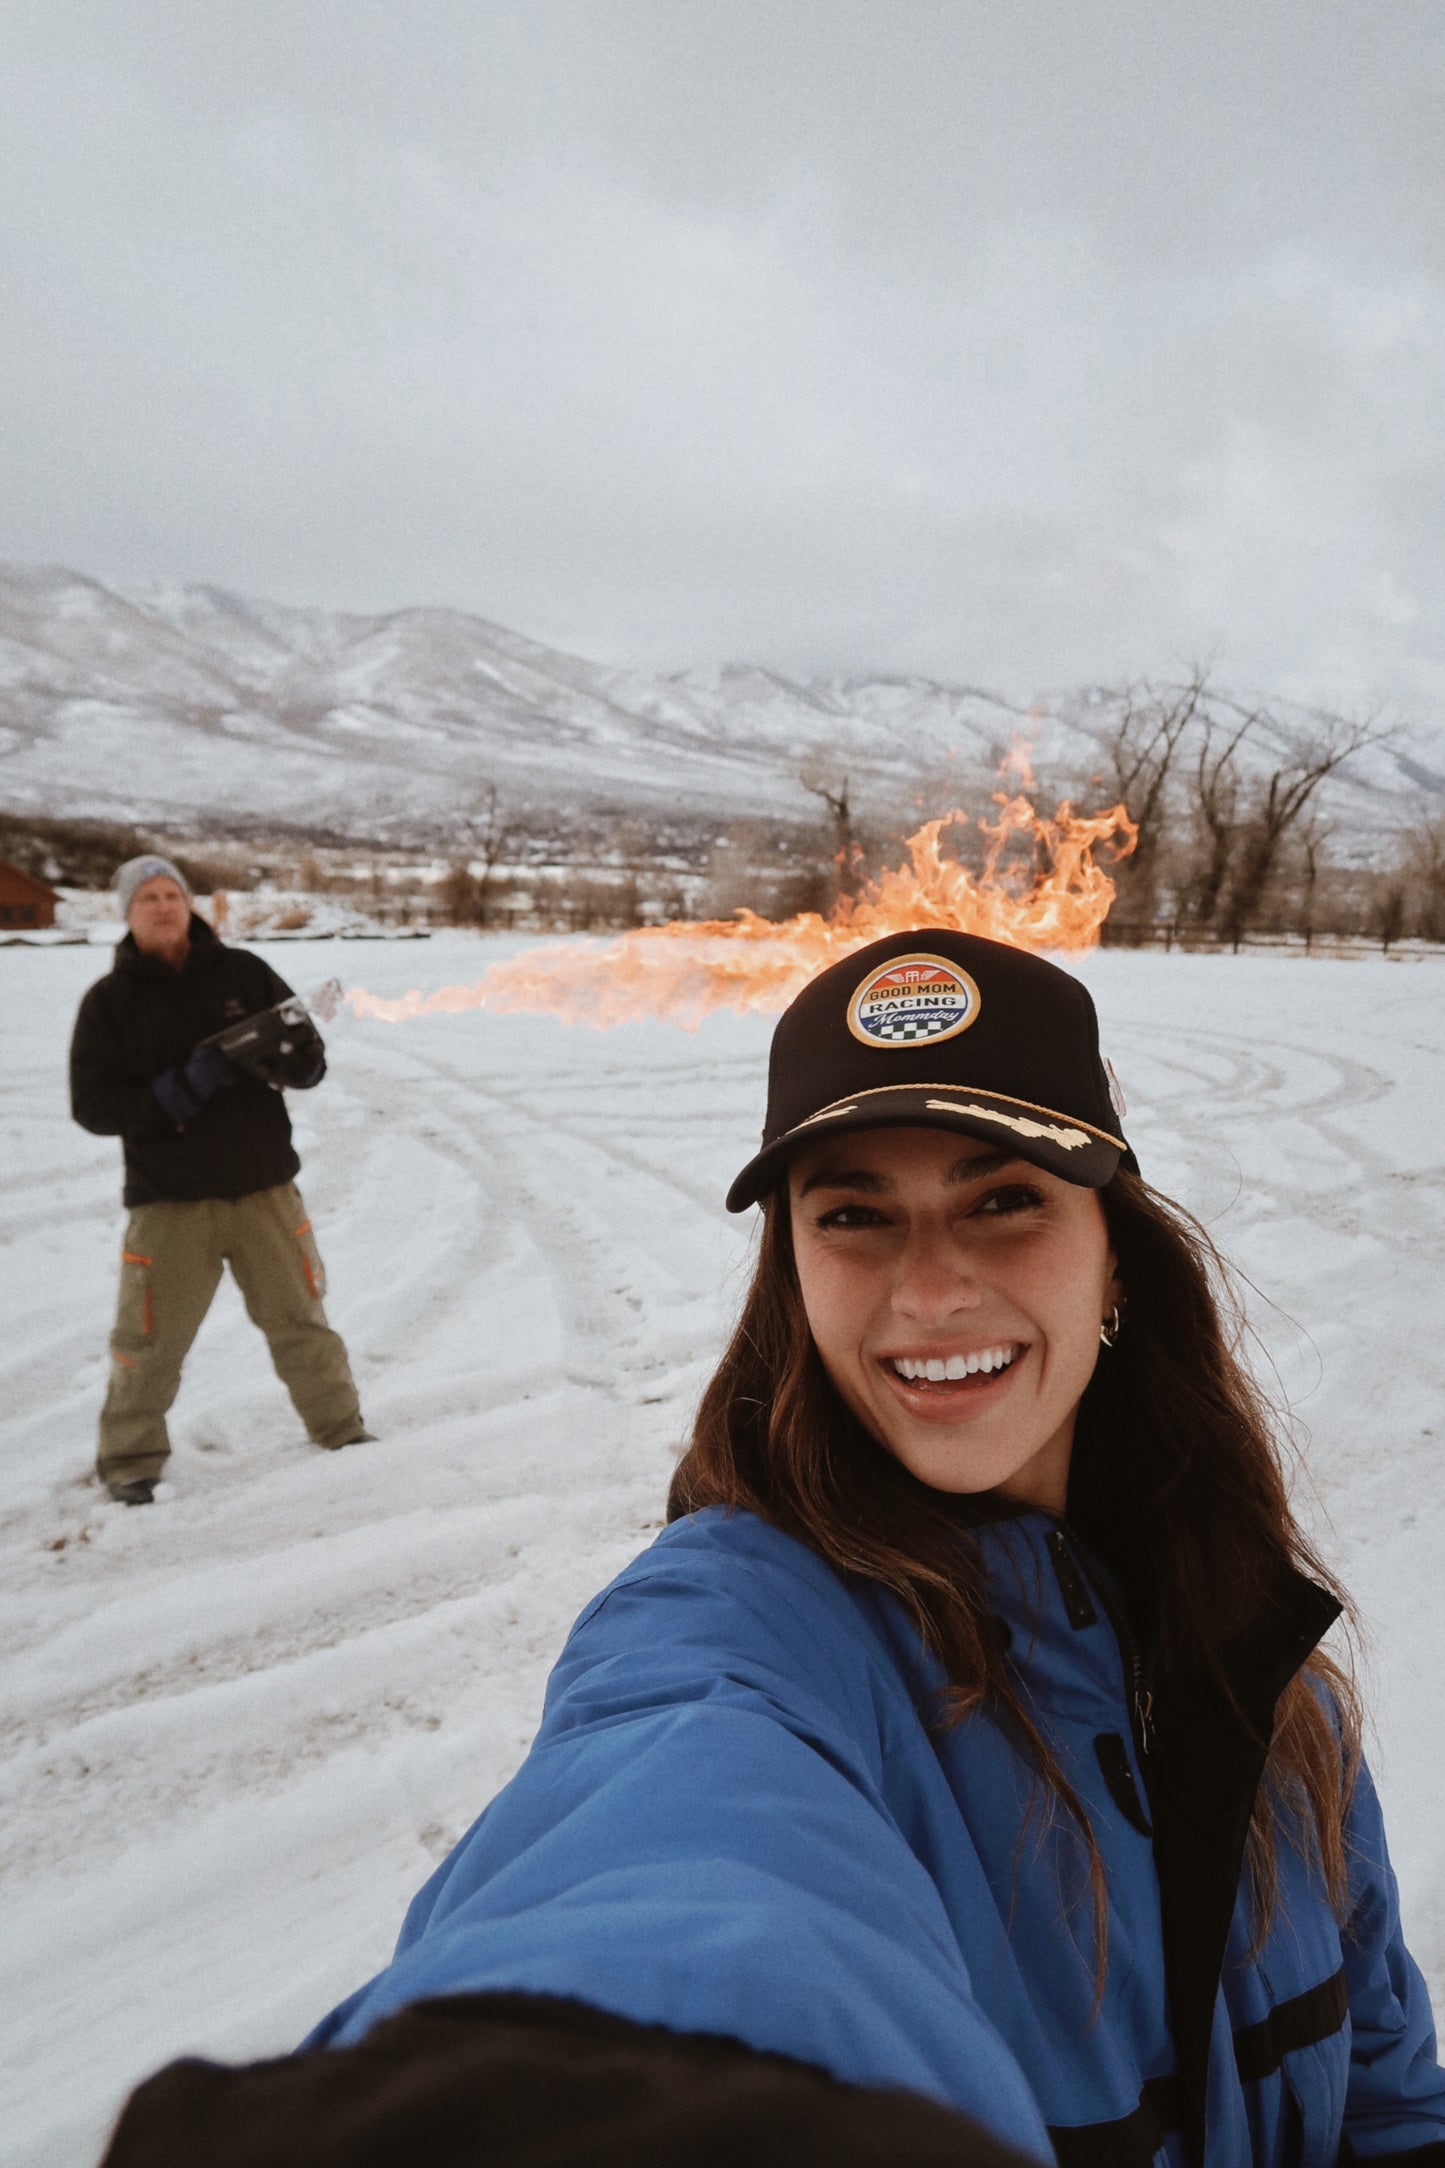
[{"xmin": 114, "ymin": 855, "xmax": 192, "ymax": 918}]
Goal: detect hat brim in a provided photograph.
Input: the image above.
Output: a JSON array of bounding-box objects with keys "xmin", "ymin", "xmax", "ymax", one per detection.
[{"xmin": 725, "ymin": 1083, "xmax": 1128, "ymax": 1212}]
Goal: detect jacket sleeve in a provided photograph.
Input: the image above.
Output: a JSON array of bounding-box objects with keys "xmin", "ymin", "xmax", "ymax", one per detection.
[
  {"xmin": 69, "ymin": 984, "xmax": 176, "ymax": 1138},
  {"xmin": 1339, "ymin": 1754, "xmax": 1445, "ymax": 2160},
  {"xmin": 301, "ymin": 1526, "xmax": 1055, "ymax": 2164}
]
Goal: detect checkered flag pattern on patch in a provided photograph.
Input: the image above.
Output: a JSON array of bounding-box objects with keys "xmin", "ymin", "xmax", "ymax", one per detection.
[{"xmin": 870, "ymin": 1008, "xmax": 962, "ymax": 1041}]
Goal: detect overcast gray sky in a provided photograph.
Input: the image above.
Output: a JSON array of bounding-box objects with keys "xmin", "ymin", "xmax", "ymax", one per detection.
[{"xmin": 2, "ymin": 0, "xmax": 1442, "ymax": 705}]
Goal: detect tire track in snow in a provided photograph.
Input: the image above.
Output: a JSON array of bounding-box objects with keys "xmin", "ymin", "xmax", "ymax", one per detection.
[
  {"xmin": 0, "ymin": 1499, "xmax": 546, "ymax": 1751},
  {"xmin": 0, "ymin": 1486, "xmax": 651, "ymax": 1883},
  {"xmin": 1112, "ymin": 1016, "xmax": 1441, "ymax": 1255},
  {"xmin": 359, "ymin": 1034, "xmax": 748, "ymax": 1395}
]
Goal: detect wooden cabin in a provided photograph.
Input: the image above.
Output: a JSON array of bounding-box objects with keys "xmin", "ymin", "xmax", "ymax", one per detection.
[{"xmin": 0, "ymin": 860, "xmax": 59, "ymax": 930}]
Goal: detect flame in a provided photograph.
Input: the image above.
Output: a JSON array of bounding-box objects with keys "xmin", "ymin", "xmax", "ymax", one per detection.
[
  {"xmin": 997, "ymin": 733, "xmax": 1037, "ymax": 793},
  {"xmin": 348, "ymin": 790, "xmax": 1136, "ymax": 1032}
]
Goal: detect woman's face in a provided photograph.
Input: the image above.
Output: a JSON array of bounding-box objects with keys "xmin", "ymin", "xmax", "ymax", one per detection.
[{"xmin": 788, "ymin": 1126, "xmax": 1120, "ymax": 1514}]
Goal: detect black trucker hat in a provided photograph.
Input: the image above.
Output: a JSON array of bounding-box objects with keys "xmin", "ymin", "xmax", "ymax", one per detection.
[{"xmin": 725, "ymin": 928, "xmax": 1136, "ymax": 1211}]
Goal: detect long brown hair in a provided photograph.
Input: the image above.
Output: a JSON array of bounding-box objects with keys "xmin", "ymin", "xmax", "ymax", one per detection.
[{"xmin": 669, "ymin": 1166, "xmax": 1359, "ymax": 1953}]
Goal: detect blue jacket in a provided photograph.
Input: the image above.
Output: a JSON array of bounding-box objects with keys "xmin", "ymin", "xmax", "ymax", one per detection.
[{"xmin": 309, "ymin": 1509, "xmax": 1445, "ymax": 2167}]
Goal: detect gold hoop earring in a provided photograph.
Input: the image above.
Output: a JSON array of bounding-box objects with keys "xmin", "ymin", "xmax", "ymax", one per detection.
[{"xmin": 1099, "ymin": 1305, "xmax": 1122, "ymax": 1348}]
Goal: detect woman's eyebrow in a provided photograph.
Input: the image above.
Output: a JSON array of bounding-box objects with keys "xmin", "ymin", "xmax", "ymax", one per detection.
[
  {"xmin": 796, "ymin": 1166, "xmax": 892, "ymax": 1197},
  {"xmin": 946, "ymin": 1150, "xmax": 1020, "ymax": 1183}
]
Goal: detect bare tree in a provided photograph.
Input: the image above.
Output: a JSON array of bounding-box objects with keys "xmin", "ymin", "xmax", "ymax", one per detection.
[
  {"xmin": 799, "ymin": 764, "xmax": 860, "ymax": 902},
  {"xmin": 1216, "ymin": 714, "xmax": 1388, "ymax": 946},
  {"xmin": 1085, "ymin": 668, "xmax": 1208, "ymax": 928},
  {"xmin": 1292, "ymin": 809, "xmax": 1331, "ymax": 948},
  {"xmin": 1182, "ymin": 705, "xmax": 1260, "ymax": 931},
  {"xmin": 465, "ymin": 780, "xmax": 510, "ymax": 926},
  {"xmin": 1391, "ymin": 810, "xmax": 1445, "ymax": 941},
  {"xmin": 445, "ymin": 781, "xmax": 510, "ymax": 926}
]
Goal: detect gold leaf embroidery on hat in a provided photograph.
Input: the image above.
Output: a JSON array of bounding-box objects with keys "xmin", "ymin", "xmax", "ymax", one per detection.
[
  {"xmin": 792, "ymin": 1101, "xmax": 861, "ymax": 1128},
  {"xmin": 923, "ymin": 1100, "xmax": 1092, "ymax": 1151}
]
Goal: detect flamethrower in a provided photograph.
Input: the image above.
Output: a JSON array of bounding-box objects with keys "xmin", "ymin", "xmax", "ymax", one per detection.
[{"xmin": 201, "ymin": 997, "xmax": 324, "ymax": 1089}]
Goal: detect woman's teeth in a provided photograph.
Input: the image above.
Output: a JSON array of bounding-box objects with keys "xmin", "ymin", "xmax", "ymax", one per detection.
[{"xmin": 891, "ymin": 1346, "xmax": 1020, "ymax": 1383}]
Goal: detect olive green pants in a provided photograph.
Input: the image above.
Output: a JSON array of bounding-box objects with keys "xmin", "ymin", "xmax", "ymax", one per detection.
[{"xmin": 97, "ymin": 1182, "xmax": 363, "ymax": 1484}]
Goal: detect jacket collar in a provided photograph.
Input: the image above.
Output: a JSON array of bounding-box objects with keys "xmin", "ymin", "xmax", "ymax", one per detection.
[
  {"xmin": 970, "ymin": 1506, "xmax": 1340, "ymax": 1713},
  {"xmin": 970, "ymin": 1511, "xmax": 1139, "ymax": 1721}
]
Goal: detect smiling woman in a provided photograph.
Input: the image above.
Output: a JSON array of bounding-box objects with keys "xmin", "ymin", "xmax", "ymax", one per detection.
[
  {"xmin": 789, "ymin": 1130, "xmax": 1118, "ymax": 1508},
  {"xmin": 103, "ymin": 931, "xmax": 1445, "ymax": 2168}
]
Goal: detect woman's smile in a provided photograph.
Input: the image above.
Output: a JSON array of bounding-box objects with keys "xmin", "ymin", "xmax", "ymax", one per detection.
[
  {"xmin": 879, "ymin": 1339, "xmax": 1027, "ymax": 1417},
  {"xmin": 789, "ymin": 1127, "xmax": 1119, "ymax": 1512},
  {"xmin": 886, "ymin": 1340, "xmax": 1024, "ymax": 1382}
]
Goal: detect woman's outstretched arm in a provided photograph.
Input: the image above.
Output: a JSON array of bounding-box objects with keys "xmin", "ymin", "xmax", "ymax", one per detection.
[
  {"xmin": 105, "ymin": 1511, "xmax": 1055, "ymax": 2166},
  {"xmin": 306, "ymin": 1513, "xmax": 1053, "ymax": 2155}
]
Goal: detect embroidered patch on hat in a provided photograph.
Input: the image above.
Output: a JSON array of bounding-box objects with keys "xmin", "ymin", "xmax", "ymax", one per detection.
[{"xmin": 847, "ymin": 953, "xmax": 981, "ymax": 1049}]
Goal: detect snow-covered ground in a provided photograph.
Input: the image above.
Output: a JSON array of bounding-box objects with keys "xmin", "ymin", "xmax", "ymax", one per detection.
[{"xmin": 2, "ymin": 933, "xmax": 1441, "ymax": 2166}]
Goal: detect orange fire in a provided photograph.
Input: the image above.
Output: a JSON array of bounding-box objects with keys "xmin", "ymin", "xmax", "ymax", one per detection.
[{"xmin": 348, "ymin": 787, "xmax": 1136, "ymax": 1031}]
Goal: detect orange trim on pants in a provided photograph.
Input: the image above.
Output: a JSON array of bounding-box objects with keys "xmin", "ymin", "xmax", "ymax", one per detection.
[
  {"xmin": 99, "ymin": 1184, "xmax": 360, "ymax": 1476},
  {"xmin": 294, "ymin": 1222, "xmax": 319, "ymax": 1299}
]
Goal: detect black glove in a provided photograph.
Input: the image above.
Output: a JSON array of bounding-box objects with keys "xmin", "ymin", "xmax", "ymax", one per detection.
[{"xmin": 153, "ymin": 1044, "xmax": 237, "ymax": 1125}]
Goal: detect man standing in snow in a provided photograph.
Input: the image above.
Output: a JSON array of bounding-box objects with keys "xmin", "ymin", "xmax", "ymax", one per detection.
[{"xmin": 70, "ymin": 855, "xmax": 372, "ymax": 1505}]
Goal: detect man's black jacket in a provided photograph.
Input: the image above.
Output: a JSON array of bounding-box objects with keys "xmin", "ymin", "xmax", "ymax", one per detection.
[{"xmin": 70, "ymin": 915, "xmax": 322, "ymax": 1207}]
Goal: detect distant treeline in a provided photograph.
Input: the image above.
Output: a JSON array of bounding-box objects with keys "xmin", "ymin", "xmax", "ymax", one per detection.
[
  {"xmin": 5, "ymin": 671, "xmax": 1443, "ymax": 945},
  {"xmin": 1064, "ymin": 672, "xmax": 1443, "ymax": 947},
  {"xmin": 0, "ymin": 812, "xmax": 260, "ymax": 895}
]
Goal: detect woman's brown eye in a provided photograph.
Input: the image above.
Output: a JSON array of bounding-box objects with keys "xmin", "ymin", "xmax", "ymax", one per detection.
[{"xmin": 977, "ymin": 1186, "xmax": 1044, "ymax": 1216}]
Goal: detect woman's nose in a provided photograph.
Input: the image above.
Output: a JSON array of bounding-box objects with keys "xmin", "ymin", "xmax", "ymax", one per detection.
[{"xmin": 889, "ymin": 1227, "xmax": 982, "ymax": 1320}]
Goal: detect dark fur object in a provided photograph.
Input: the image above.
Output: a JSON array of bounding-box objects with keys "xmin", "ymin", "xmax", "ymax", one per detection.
[{"xmin": 100, "ymin": 1992, "xmax": 1035, "ymax": 2168}]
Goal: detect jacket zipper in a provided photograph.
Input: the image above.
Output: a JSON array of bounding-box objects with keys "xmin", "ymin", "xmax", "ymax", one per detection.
[{"xmin": 1059, "ymin": 1521, "xmax": 1155, "ymax": 1763}]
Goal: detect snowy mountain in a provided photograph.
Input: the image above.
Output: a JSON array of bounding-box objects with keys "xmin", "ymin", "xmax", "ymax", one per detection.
[{"xmin": 0, "ymin": 563, "xmax": 1437, "ymax": 844}]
